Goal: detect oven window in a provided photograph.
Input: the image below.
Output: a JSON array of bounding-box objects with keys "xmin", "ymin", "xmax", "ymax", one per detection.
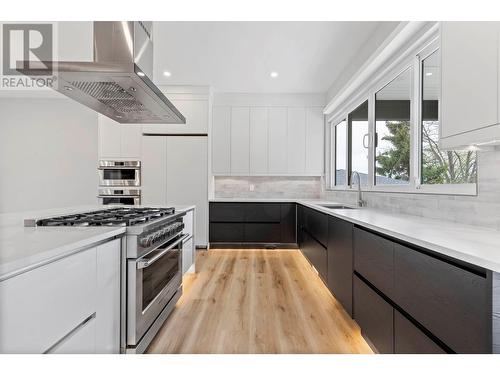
[
  {"xmin": 102, "ymin": 197, "xmax": 136, "ymax": 205},
  {"xmin": 103, "ymin": 169, "xmax": 136, "ymax": 180},
  {"xmin": 142, "ymin": 249, "xmax": 180, "ymax": 309}
]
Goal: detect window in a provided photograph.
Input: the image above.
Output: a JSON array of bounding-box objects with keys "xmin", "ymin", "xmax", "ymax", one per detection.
[
  {"xmin": 348, "ymin": 100, "xmax": 369, "ymax": 185},
  {"xmin": 334, "ymin": 119, "xmax": 347, "ymax": 185},
  {"xmin": 420, "ymin": 50, "xmax": 477, "ymax": 185},
  {"xmin": 375, "ymin": 68, "xmax": 412, "ymax": 185}
]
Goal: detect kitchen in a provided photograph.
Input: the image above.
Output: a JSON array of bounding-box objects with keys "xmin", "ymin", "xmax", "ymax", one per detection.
[{"xmin": 1, "ymin": 3, "xmax": 500, "ymax": 373}]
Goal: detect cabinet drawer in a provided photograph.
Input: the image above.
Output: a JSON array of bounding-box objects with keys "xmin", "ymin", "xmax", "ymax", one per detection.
[
  {"xmin": 304, "ymin": 207, "xmax": 328, "ymax": 246},
  {"xmin": 394, "ymin": 311, "xmax": 445, "ymax": 354},
  {"xmin": 0, "ymin": 248, "xmax": 97, "ymax": 353},
  {"xmin": 245, "ymin": 203, "xmax": 281, "ymax": 222},
  {"xmin": 49, "ymin": 315, "xmax": 96, "ymax": 354},
  {"xmin": 245, "ymin": 223, "xmax": 281, "ymax": 243},
  {"xmin": 394, "ymin": 244, "xmax": 490, "ymax": 353},
  {"xmin": 301, "ymin": 230, "xmax": 327, "ymax": 281},
  {"xmin": 353, "ymin": 274, "xmax": 394, "ymax": 354},
  {"xmin": 209, "ymin": 203, "xmax": 245, "ymax": 222},
  {"xmin": 353, "ymin": 227, "xmax": 394, "ymax": 300},
  {"xmin": 209, "ymin": 223, "xmax": 244, "ymax": 242},
  {"xmin": 280, "ymin": 203, "xmax": 296, "ymax": 243}
]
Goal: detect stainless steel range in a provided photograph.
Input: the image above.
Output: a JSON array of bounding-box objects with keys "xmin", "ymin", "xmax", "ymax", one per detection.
[{"xmin": 26, "ymin": 206, "xmax": 187, "ymax": 353}]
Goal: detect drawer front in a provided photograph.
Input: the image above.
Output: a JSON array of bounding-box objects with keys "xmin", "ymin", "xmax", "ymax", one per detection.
[
  {"xmin": 280, "ymin": 203, "xmax": 296, "ymax": 243},
  {"xmin": 245, "ymin": 203, "xmax": 281, "ymax": 222},
  {"xmin": 183, "ymin": 210, "xmax": 194, "ymax": 237},
  {"xmin": 353, "ymin": 274, "xmax": 394, "ymax": 354},
  {"xmin": 209, "ymin": 203, "xmax": 245, "ymax": 222},
  {"xmin": 244, "ymin": 223, "xmax": 281, "ymax": 243},
  {"xmin": 327, "ymin": 217, "xmax": 353, "ymax": 316},
  {"xmin": 301, "ymin": 230, "xmax": 327, "ymax": 281},
  {"xmin": 394, "ymin": 311, "xmax": 446, "ymax": 354},
  {"xmin": 49, "ymin": 315, "xmax": 96, "ymax": 354},
  {"xmin": 394, "ymin": 244, "xmax": 490, "ymax": 353},
  {"xmin": 304, "ymin": 207, "xmax": 328, "ymax": 246},
  {"xmin": 353, "ymin": 227, "xmax": 394, "ymax": 299},
  {"xmin": 0, "ymin": 247, "xmax": 97, "ymax": 353},
  {"xmin": 209, "ymin": 223, "xmax": 244, "ymax": 242}
]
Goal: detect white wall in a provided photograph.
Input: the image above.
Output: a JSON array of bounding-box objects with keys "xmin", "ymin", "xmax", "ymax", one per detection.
[{"xmin": 0, "ymin": 98, "xmax": 98, "ymax": 213}]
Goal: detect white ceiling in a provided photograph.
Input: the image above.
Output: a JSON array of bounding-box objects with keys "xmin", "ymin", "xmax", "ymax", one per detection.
[{"xmin": 153, "ymin": 22, "xmax": 398, "ymax": 93}]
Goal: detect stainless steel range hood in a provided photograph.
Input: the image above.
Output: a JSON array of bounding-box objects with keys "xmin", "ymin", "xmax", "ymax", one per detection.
[{"xmin": 18, "ymin": 21, "xmax": 185, "ymax": 124}]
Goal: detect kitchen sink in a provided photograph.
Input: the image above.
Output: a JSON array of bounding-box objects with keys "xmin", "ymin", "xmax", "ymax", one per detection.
[{"xmin": 319, "ymin": 204, "xmax": 356, "ymax": 210}]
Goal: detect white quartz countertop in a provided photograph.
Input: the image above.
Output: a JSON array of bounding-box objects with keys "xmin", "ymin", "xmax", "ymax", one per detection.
[
  {"xmin": 210, "ymin": 198, "xmax": 500, "ymax": 273},
  {"xmin": 0, "ymin": 204, "xmax": 195, "ymax": 281}
]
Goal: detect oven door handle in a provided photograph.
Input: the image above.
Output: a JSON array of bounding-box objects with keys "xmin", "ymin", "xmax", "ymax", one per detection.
[{"xmin": 137, "ymin": 234, "xmax": 189, "ymax": 269}]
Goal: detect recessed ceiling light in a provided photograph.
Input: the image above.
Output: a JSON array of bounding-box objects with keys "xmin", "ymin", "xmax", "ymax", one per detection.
[
  {"xmin": 425, "ymin": 72, "xmax": 433, "ymax": 76},
  {"xmin": 270, "ymin": 71, "xmax": 279, "ymax": 78},
  {"xmin": 137, "ymin": 71, "xmax": 145, "ymax": 77},
  {"xmin": 163, "ymin": 71, "xmax": 172, "ymax": 77}
]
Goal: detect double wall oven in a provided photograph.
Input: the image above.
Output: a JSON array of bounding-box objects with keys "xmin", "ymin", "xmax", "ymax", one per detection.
[{"xmin": 98, "ymin": 160, "xmax": 141, "ymax": 205}]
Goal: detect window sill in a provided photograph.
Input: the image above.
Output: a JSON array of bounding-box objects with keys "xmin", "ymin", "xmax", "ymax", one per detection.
[{"xmin": 324, "ymin": 183, "xmax": 477, "ymax": 197}]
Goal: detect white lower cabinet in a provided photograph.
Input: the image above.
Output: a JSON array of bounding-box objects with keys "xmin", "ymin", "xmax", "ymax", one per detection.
[{"xmin": 0, "ymin": 238, "xmax": 121, "ymax": 354}]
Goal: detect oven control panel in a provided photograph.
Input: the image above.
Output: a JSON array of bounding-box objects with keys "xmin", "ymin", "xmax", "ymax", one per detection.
[{"xmin": 138, "ymin": 220, "xmax": 185, "ymax": 249}]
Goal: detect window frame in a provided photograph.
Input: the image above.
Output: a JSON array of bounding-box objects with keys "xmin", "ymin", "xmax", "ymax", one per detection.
[{"xmin": 326, "ymin": 35, "xmax": 478, "ymax": 196}]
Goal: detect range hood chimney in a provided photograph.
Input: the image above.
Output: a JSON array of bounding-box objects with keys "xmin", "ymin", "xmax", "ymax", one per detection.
[{"xmin": 18, "ymin": 21, "xmax": 185, "ymax": 124}]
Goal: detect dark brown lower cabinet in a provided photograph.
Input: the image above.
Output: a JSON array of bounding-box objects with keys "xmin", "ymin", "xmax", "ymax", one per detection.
[
  {"xmin": 353, "ymin": 274, "xmax": 394, "ymax": 354},
  {"xmin": 394, "ymin": 311, "xmax": 446, "ymax": 354},
  {"xmin": 300, "ymin": 230, "xmax": 327, "ymax": 281}
]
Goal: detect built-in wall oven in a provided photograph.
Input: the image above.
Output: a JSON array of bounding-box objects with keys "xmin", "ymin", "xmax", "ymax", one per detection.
[
  {"xmin": 98, "ymin": 189, "xmax": 141, "ymax": 205},
  {"xmin": 98, "ymin": 160, "xmax": 141, "ymax": 187}
]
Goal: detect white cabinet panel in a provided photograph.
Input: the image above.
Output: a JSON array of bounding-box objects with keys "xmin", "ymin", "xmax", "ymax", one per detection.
[
  {"xmin": 98, "ymin": 116, "xmax": 121, "ymax": 159},
  {"xmin": 166, "ymin": 137, "xmax": 208, "ymax": 246},
  {"xmin": 268, "ymin": 108, "xmax": 288, "ymax": 174},
  {"xmin": 212, "ymin": 106, "xmax": 231, "ymax": 174},
  {"xmin": 95, "ymin": 239, "xmax": 121, "ymax": 354},
  {"xmin": 50, "ymin": 316, "xmax": 96, "ymax": 354},
  {"xmin": 250, "ymin": 108, "xmax": 269, "ymax": 174},
  {"xmin": 287, "ymin": 107, "xmax": 306, "ymax": 174},
  {"xmin": 440, "ymin": 22, "xmax": 499, "ymax": 147},
  {"xmin": 306, "ymin": 107, "xmax": 324, "ymax": 175},
  {"xmin": 0, "ymin": 248, "xmax": 97, "ymax": 353},
  {"xmin": 230, "ymin": 107, "xmax": 250, "ymax": 174},
  {"xmin": 141, "ymin": 136, "xmax": 167, "ymax": 205},
  {"xmin": 121, "ymin": 125, "xmax": 142, "ymax": 159},
  {"xmin": 182, "ymin": 237, "xmax": 195, "ymax": 275}
]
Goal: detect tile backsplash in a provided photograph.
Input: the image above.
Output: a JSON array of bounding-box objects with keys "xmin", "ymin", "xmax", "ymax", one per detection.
[
  {"xmin": 322, "ymin": 150, "xmax": 500, "ymax": 230},
  {"xmin": 214, "ymin": 176, "xmax": 322, "ymax": 199}
]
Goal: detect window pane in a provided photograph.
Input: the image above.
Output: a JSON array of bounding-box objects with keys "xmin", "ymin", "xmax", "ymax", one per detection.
[
  {"xmin": 375, "ymin": 68, "xmax": 412, "ymax": 185},
  {"xmin": 335, "ymin": 120, "xmax": 347, "ymax": 185},
  {"xmin": 421, "ymin": 51, "xmax": 477, "ymax": 184},
  {"xmin": 348, "ymin": 100, "xmax": 369, "ymax": 185}
]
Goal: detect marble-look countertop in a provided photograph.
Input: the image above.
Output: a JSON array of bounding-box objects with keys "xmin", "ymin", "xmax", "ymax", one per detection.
[
  {"xmin": 0, "ymin": 205, "xmax": 196, "ymax": 281},
  {"xmin": 210, "ymin": 198, "xmax": 500, "ymax": 273}
]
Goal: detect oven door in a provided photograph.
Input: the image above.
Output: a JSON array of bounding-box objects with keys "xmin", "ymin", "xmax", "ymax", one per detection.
[
  {"xmin": 99, "ymin": 168, "xmax": 141, "ymax": 187},
  {"xmin": 127, "ymin": 234, "xmax": 187, "ymax": 346}
]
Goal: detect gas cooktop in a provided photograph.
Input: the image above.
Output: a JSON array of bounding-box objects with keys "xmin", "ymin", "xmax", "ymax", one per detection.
[{"xmin": 32, "ymin": 207, "xmax": 176, "ymax": 227}]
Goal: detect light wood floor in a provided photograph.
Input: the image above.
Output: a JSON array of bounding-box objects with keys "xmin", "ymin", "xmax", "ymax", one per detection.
[{"xmin": 147, "ymin": 249, "xmax": 372, "ymax": 354}]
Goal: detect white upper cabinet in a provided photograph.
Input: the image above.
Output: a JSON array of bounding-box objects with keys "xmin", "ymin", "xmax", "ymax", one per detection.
[
  {"xmin": 249, "ymin": 108, "xmax": 269, "ymax": 174},
  {"xmin": 268, "ymin": 108, "xmax": 288, "ymax": 174},
  {"xmin": 287, "ymin": 107, "xmax": 307, "ymax": 174},
  {"xmin": 141, "ymin": 135, "xmax": 167, "ymax": 205},
  {"xmin": 230, "ymin": 107, "xmax": 250, "ymax": 174},
  {"xmin": 98, "ymin": 115, "xmax": 142, "ymax": 160},
  {"xmin": 212, "ymin": 106, "xmax": 231, "ymax": 174},
  {"xmin": 305, "ymin": 107, "xmax": 324, "ymax": 174},
  {"xmin": 440, "ymin": 22, "xmax": 500, "ymax": 149}
]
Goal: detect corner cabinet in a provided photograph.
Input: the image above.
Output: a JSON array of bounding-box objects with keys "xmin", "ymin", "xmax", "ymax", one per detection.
[{"xmin": 440, "ymin": 21, "xmax": 500, "ymax": 149}]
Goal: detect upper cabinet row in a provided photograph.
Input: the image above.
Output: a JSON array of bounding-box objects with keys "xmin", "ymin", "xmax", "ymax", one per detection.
[
  {"xmin": 440, "ymin": 21, "xmax": 500, "ymax": 149},
  {"xmin": 212, "ymin": 106, "xmax": 324, "ymax": 176}
]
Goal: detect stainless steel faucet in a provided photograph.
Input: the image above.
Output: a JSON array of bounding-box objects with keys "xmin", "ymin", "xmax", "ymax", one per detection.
[{"xmin": 350, "ymin": 171, "xmax": 366, "ymax": 207}]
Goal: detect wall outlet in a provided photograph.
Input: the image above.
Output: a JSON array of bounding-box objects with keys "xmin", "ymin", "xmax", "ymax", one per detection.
[{"xmin": 249, "ymin": 184, "xmax": 255, "ymax": 192}]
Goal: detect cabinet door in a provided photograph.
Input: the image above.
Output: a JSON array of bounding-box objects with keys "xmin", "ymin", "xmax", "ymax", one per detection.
[
  {"xmin": 353, "ymin": 274, "xmax": 394, "ymax": 354},
  {"xmin": 305, "ymin": 107, "xmax": 324, "ymax": 175},
  {"xmin": 95, "ymin": 239, "xmax": 121, "ymax": 354},
  {"xmin": 394, "ymin": 311, "xmax": 446, "ymax": 354},
  {"xmin": 394, "ymin": 243, "xmax": 490, "ymax": 353},
  {"xmin": 250, "ymin": 108, "xmax": 269, "ymax": 174},
  {"xmin": 268, "ymin": 108, "xmax": 288, "ymax": 174},
  {"xmin": 230, "ymin": 107, "xmax": 250, "ymax": 174},
  {"xmin": 440, "ymin": 22, "xmax": 498, "ymax": 140},
  {"xmin": 280, "ymin": 203, "xmax": 296, "ymax": 244},
  {"xmin": 244, "ymin": 223, "xmax": 281, "ymax": 243},
  {"xmin": 98, "ymin": 115, "xmax": 121, "ymax": 159},
  {"xmin": 245, "ymin": 203, "xmax": 281, "ymax": 222},
  {"xmin": 166, "ymin": 137, "xmax": 208, "ymax": 246},
  {"xmin": 141, "ymin": 136, "xmax": 167, "ymax": 205},
  {"xmin": 212, "ymin": 106, "xmax": 231, "ymax": 174},
  {"xmin": 182, "ymin": 237, "xmax": 195, "ymax": 274},
  {"xmin": 287, "ymin": 107, "xmax": 306, "ymax": 174},
  {"xmin": 301, "ymin": 230, "xmax": 327, "ymax": 281},
  {"xmin": 210, "ymin": 223, "xmax": 245, "ymax": 242},
  {"xmin": 327, "ymin": 217, "xmax": 353, "ymax": 316},
  {"xmin": 209, "ymin": 202, "xmax": 245, "ymax": 222},
  {"xmin": 120, "ymin": 124, "xmax": 142, "ymax": 159},
  {"xmin": 304, "ymin": 207, "xmax": 328, "ymax": 247}
]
